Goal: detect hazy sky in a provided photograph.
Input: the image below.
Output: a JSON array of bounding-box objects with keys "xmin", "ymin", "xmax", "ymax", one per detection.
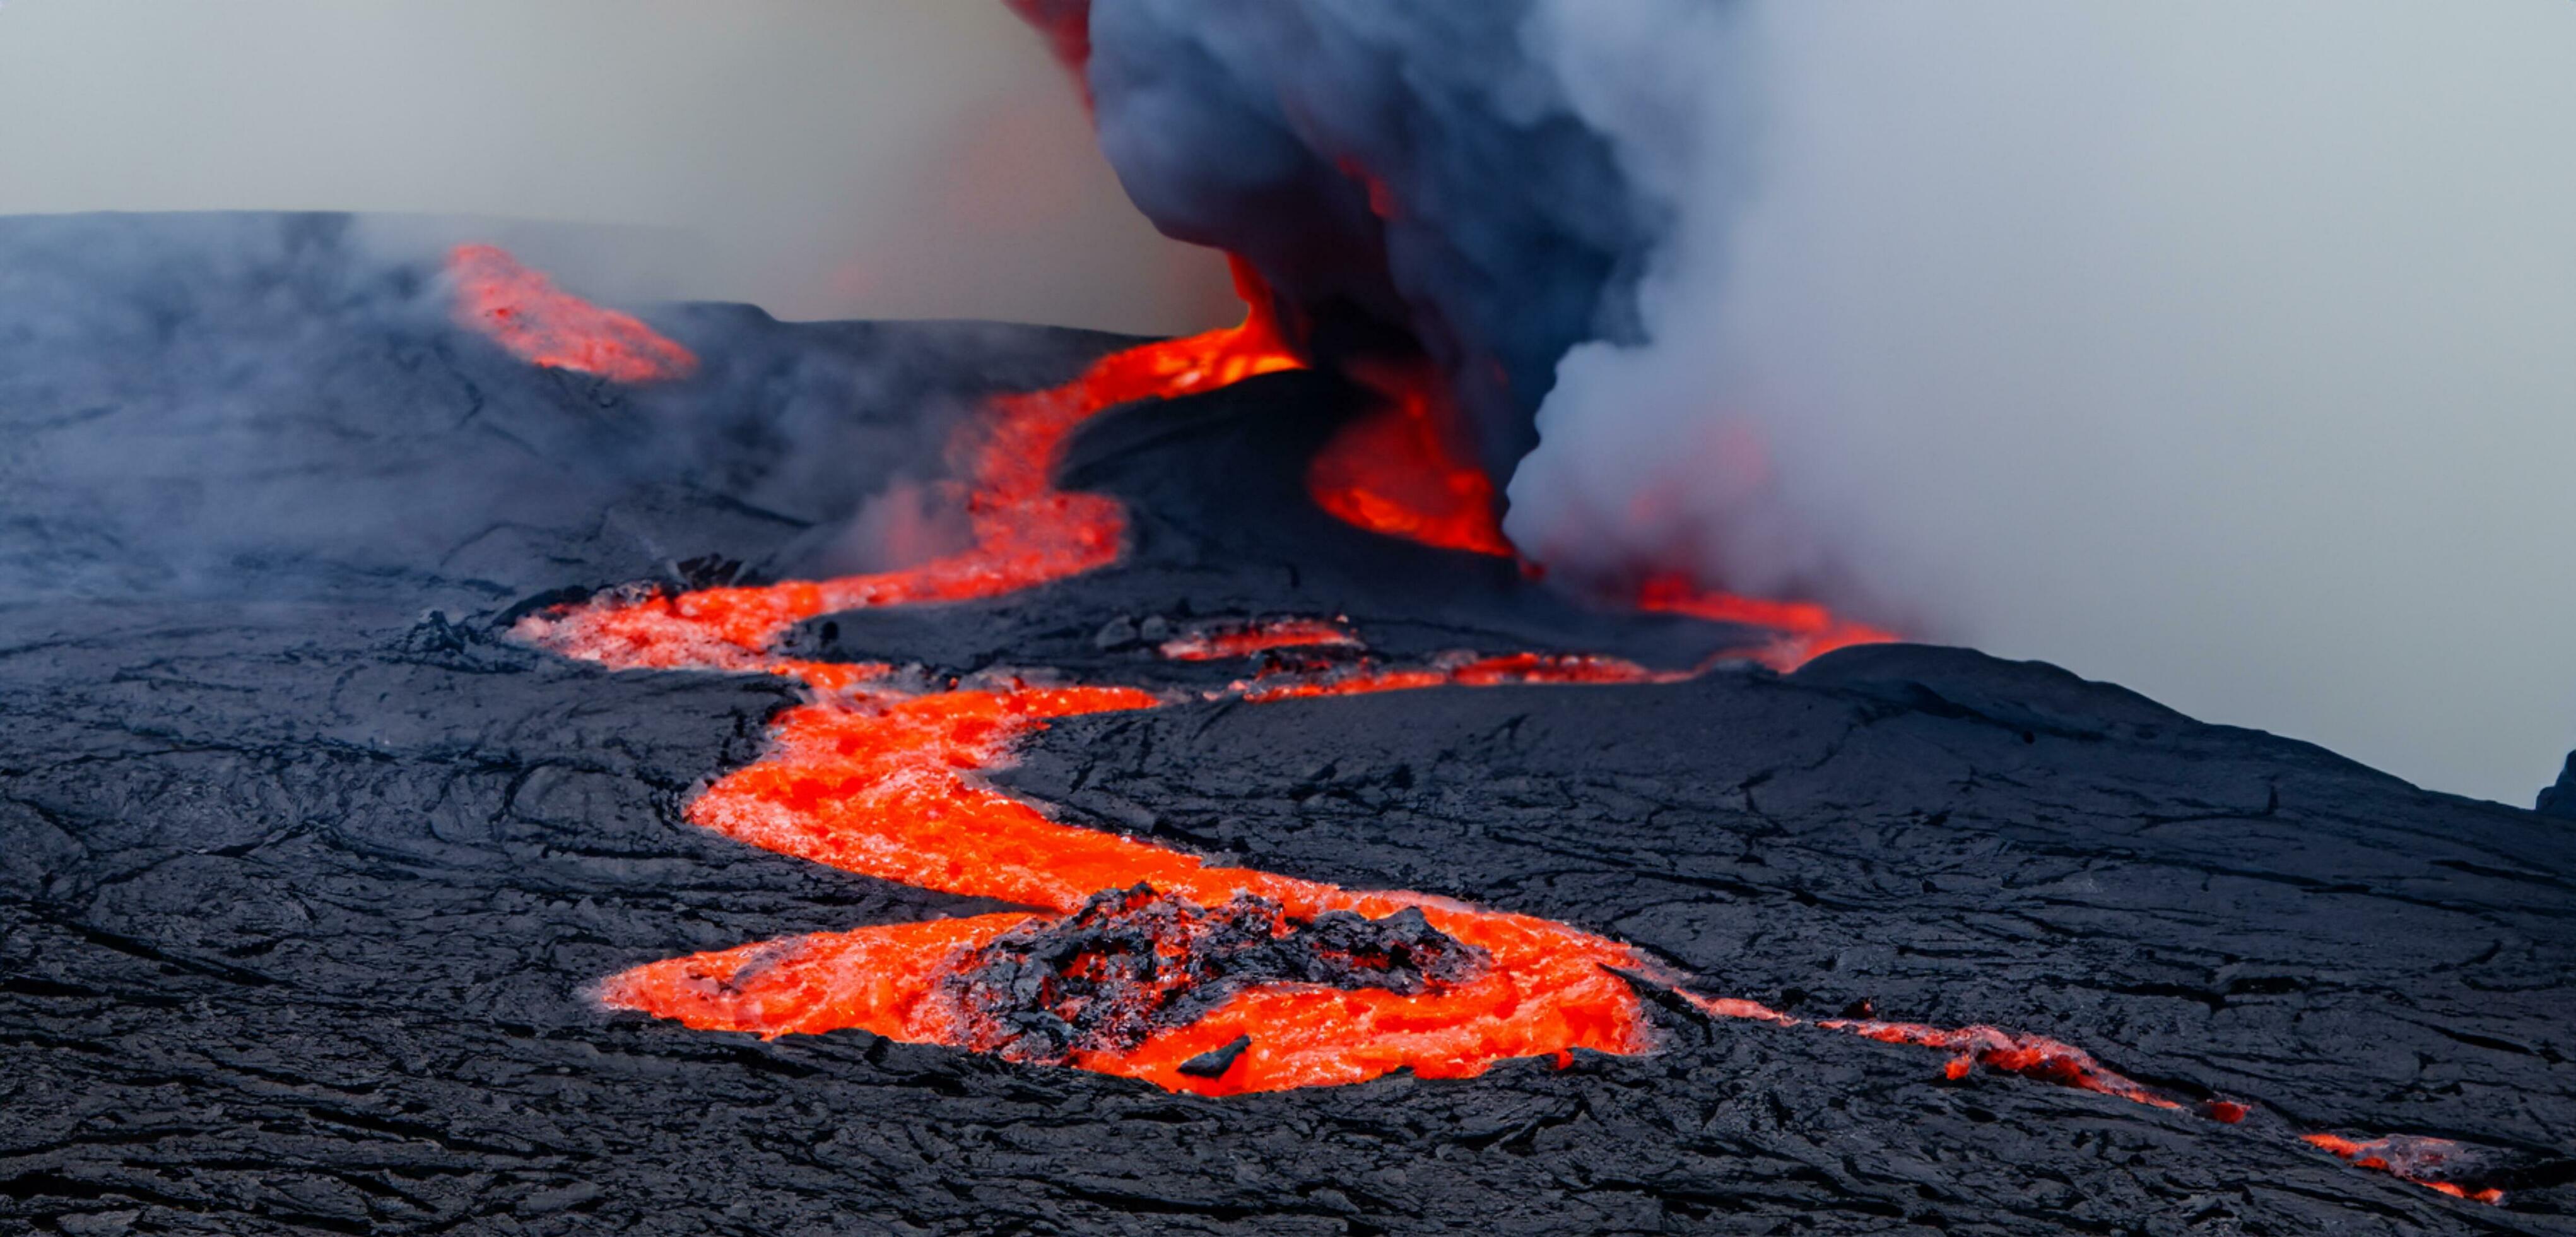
[
  {"xmin": 0, "ymin": 0, "xmax": 1234, "ymax": 332},
  {"xmin": 3, "ymin": 1, "xmax": 2569, "ymax": 805}
]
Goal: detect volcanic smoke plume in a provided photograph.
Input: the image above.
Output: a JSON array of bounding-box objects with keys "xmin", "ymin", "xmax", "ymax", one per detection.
[
  {"xmin": 1020, "ymin": 0, "xmax": 1667, "ymax": 489},
  {"xmin": 1032, "ymin": 0, "xmax": 2576, "ymax": 804}
]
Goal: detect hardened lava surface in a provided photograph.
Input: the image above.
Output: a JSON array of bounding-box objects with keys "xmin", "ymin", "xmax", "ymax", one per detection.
[{"xmin": 3, "ymin": 215, "xmax": 2573, "ymax": 1235}]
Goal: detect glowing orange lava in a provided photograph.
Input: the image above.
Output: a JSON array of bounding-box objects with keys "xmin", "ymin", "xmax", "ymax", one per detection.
[
  {"xmin": 478, "ymin": 247, "xmax": 2501, "ymax": 1205},
  {"xmin": 497, "ymin": 269, "xmax": 2146, "ymax": 1096},
  {"xmin": 570, "ymin": 663, "xmax": 1655, "ymax": 1094},
  {"xmin": 502, "ymin": 269, "xmax": 1886, "ymax": 1092},
  {"xmin": 1635, "ymin": 572, "xmax": 1899, "ymax": 672},
  {"xmin": 524, "ymin": 257, "xmax": 1298, "ymax": 665},
  {"xmin": 2303, "ymin": 1134, "xmax": 2508, "ymax": 1204},
  {"xmin": 1818, "ymin": 1017, "xmax": 2205, "ymax": 1113},
  {"xmin": 447, "ymin": 245, "xmax": 698, "ymax": 384},
  {"xmin": 1306, "ymin": 365, "xmax": 1517, "ymax": 558},
  {"xmin": 1237, "ymin": 651, "xmax": 1675, "ymax": 703}
]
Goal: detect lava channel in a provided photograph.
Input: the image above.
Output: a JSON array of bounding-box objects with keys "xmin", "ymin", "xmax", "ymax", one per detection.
[{"xmin": 471, "ymin": 247, "xmax": 2507, "ymax": 1203}]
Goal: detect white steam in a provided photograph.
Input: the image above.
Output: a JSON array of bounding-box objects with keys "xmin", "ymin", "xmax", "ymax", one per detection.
[{"xmin": 1512, "ymin": 0, "xmax": 2576, "ymax": 805}]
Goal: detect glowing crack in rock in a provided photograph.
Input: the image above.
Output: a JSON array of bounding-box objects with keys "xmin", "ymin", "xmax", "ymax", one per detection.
[{"xmin": 2302, "ymin": 1134, "xmax": 2511, "ymax": 1204}]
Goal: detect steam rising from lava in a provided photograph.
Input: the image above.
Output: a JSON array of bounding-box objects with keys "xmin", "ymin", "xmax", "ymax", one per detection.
[{"xmin": 1035, "ymin": 0, "xmax": 2576, "ymax": 802}]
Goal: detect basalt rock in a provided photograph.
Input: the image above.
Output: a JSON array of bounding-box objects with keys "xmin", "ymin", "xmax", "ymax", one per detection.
[
  {"xmin": 945, "ymin": 886, "xmax": 1489, "ymax": 1066},
  {"xmin": 3, "ymin": 215, "xmax": 2570, "ymax": 1235},
  {"xmin": 2539, "ymin": 753, "xmax": 2576, "ymax": 820}
]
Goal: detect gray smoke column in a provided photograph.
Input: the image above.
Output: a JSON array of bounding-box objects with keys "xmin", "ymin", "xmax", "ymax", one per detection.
[{"xmin": 1030, "ymin": 0, "xmax": 1673, "ymax": 482}]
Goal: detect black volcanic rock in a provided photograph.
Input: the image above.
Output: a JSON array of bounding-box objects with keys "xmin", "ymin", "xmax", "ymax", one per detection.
[
  {"xmin": 944, "ymin": 886, "xmax": 1489, "ymax": 1065},
  {"xmin": 2540, "ymin": 754, "xmax": 2576, "ymax": 820},
  {"xmin": 3, "ymin": 215, "xmax": 2570, "ymax": 1235}
]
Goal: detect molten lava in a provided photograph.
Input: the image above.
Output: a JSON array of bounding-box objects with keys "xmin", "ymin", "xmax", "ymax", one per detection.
[
  {"xmin": 1636, "ymin": 572, "xmax": 1898, "ymax": 672},
  {"xmin": 1237, "ymin": 651, "xmax": 1676, "ymax": 703},
  {"xmin": 1305, "ymin": 365, "xmax": 1517, "ymax": 558},
  {"xmin": 2303, "ymin": 1134, "xmax": 2510, "ymax": 1204},
  {"xmin": 502, "ymin": 264, "xmax": 1890, "ymax": 1092},
  {"xmin": 447, "ymin": 244, "xmax": 698, "ymax": 384},
  {"xmin": 1816, "ymin": 1017, "xmax": 2216, "ymax": 1115},
  {"xmin": 524, "ymin": 257, "xmax": 1298, "ymax": 665},
  {"xmin": 576, "ymin": 663, "xmax": 1652, "ymax": 1094},
  {"xmin": 472, "ymin": 246, "xmax": 2501, "ymax": 1202}
]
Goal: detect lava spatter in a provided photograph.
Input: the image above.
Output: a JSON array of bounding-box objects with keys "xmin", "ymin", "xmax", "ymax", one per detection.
[{"xmin": 447, "ymin": 244, "xmax": 699, "ymax": 384}]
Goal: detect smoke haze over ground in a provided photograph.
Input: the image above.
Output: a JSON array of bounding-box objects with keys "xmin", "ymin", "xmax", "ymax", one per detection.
[
  {"xmin": 0, "ymin": 0, "xmax": 1235, "ymax": 333},
  {"xmin": 1512, "ymin": 0, "xmax": 2576, "ymax": 805}
]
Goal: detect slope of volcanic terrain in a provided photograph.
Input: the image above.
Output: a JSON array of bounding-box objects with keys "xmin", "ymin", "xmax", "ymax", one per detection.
[{"xmin": 3, "ymin": 215, "xmax": 2572, "ymax": 1236}]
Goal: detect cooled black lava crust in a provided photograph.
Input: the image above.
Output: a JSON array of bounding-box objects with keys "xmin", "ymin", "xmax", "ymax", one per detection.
[{"xmin": 3, "ymin": 215, "xmax": 2571, "ymax": 1236}]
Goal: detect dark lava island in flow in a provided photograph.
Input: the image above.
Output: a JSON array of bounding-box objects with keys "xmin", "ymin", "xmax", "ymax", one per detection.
[{"xmin": 1, "ymin": 214, "xmax": 2572, "ymax": 1236}]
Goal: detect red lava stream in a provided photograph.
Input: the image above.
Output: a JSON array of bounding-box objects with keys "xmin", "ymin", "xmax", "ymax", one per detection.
[{"xmin": 467, "ymin": 246, "xmax": 2507, "ymax": 1203}]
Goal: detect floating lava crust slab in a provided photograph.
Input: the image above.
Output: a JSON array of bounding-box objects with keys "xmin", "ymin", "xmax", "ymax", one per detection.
[{"xmin": 3, "ymin": 215, "xmax": 2572, "ymax": 1234}]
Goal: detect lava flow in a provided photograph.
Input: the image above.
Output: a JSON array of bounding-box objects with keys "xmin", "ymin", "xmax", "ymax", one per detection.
[
  {"xmin": 542, "ymin": 663, "xmax": 1654, "ymax": 1094},
  {"xmin": 523, "ymin": 255, "xmax": 1297, "ymax": 672},
  {"xmin": 1304, "ymin": 362, "xmax": 1517, "ymax": 558},
  {"xmin": 1637, "ymin": 572, "xmax": 1898, "ymax": 671},
  {"xmin": 472, "ymin": 247, "xmax": 2505, "ymax": 1203},
  {"xmin": 447, "ymin": 244, "xmax": 698, "ymax": 384},
  {"xmin": 2303, "ymin": 1135, "xmax": 2510, "ymax": 1205}
]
